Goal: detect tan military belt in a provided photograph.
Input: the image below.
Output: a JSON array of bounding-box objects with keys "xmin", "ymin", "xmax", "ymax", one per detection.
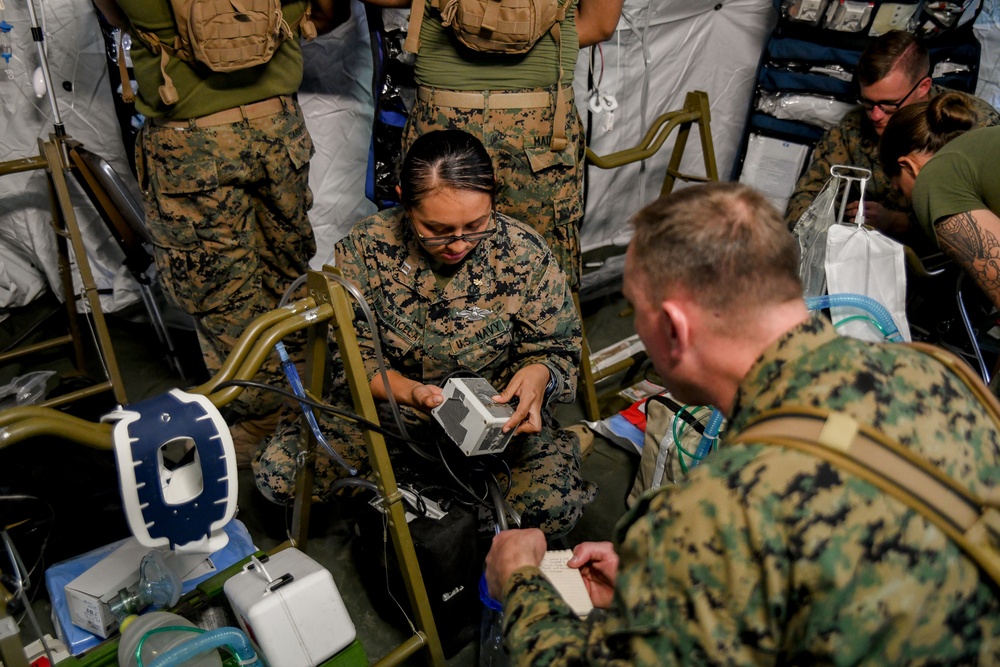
[
  {"xmin": 152, "ymin": 96, "xmax": 290, "ymax": 129},
  {"xmin": 417, "ymin": 86, "xmax": 552, "ymax": 110}
]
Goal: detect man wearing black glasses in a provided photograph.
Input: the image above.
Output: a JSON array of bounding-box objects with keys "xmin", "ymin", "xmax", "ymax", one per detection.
[{"xmin": 785, "ymin": 30, "xmax": 999, "ymax": 239}]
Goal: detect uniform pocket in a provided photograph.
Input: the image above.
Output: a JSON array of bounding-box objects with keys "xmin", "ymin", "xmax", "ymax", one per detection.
[
  {"xmin": 284, "ymin": 126, "xmax": 314, "ymax": 171},
  {"xmin": 144, "ymin": 155, "xmax": 221, "ymax": 249},
  {"xmin": 154, "ymin": 156, "xmax": 220, "ymax": 195},
  {"xmin": 524, "ymin": 140, "xmax": 575, "ymax": 174}
]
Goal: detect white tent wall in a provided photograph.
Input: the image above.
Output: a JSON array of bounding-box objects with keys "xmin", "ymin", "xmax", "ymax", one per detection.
[
  {"xmin": 575, "ymin": 0, "xmax": 776, "ymax": 251},
  {"xmin": 299, "ymin": 4, "xmax": 378, "ymax": 269},
  {"xmin": 975, "ymin": 2, "xmax": 1000, "ymax": 110},
  {"xmin": 3, "ymin": 0, "xmax": 1000, "ymax": 313},
  {"xmin": 0, "ymin": 0, "xmax": 139, "ymax": 313}
]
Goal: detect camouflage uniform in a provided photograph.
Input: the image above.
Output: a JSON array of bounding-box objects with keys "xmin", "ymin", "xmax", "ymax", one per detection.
[
  {"xmin": 785, "ymin": 85, "xmax": 1000, "ymax": 230},
  {"xmin": 122, "ymin": 0, "xmax": 317, "ymax": 417},
  {"xmin": 403, "ymin": 0, "xmax": 585, "ymax": 288},
  {"xmin": 254, "ymin": 209, "xmax": 595, "ymax": 536},
  {"xmin": 501, "ymin": 315, "xmax": 1000, "ymax": 665}
]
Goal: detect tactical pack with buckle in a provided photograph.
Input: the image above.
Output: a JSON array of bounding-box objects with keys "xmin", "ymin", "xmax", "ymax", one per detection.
[
  {"xmin": 123, "ymin": 0, "xmax": 317, "ymax": 105},
  {"xmin": 403, "ymin": 0, "xmax": 570, "ymax": 151}
]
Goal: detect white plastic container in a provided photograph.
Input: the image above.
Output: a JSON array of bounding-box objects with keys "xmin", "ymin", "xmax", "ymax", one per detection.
[
  {"xmin": 223, "ymin": 548, "xmax": 356, "ymax": 667},
  {"xmin": 117, "ymin": 611, "xmax": 222, "ymax": 667}
]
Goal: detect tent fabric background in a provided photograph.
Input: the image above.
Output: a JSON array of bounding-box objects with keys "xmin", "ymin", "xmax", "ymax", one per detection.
[
  {"xmin": 2, "ymin": 0, "xmax": 998, "ymax": 310},
  {"xmin": 0, "ymin": 0, "xmax": 139, "ymax": 312}
]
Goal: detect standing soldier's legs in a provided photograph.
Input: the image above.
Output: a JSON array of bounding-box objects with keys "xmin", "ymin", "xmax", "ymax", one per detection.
[{"xmin": 136, "ymin": 104, "xmax": 315, "ymax": 463}]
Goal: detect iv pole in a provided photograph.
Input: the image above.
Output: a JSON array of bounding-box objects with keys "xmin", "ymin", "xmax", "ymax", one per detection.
[{"xmin": 0, "ymin": 0, "xmax": 128, "ymax": 406}]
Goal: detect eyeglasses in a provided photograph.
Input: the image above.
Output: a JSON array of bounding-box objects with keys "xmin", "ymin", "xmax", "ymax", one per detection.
[
  {"xmin": 411, "ymin": 212, "xmax": 497, "ymax": 247},
  {"xmin": 857, "ymin": 75, "xmax": 928, "ymax": 114}
]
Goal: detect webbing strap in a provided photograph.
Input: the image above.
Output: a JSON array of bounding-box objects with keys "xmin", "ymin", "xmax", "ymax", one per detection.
[
  {"xmin": 548, "ymin": 15, "xmax": 567, "ymax": 151},
  {"xmin": 735, "ymin": 409, "xmax": 983, "ymax": 532},
  {"xmin": 731, "ymin": 340, "xmax": 1000, "ymax": 589},
  {"xmin": 907, "ymin": 342, "xmax": 1000, "ymax": 432},
  {"xmin": 117, "ymin": 37, "xmax": 134, "ymax": 104},
  {"xmin": 481, "ymin": 0, "xmax": 502, "ymax": 32},
  {"xmin": 404, "ymin": 0, "xmax": 428, "ymax": 53}
]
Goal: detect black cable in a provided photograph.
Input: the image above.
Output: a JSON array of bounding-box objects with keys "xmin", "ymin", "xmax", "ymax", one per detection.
[
  {"xmin": 0, "ymin": 494, "xmax": 55, "ymax": 590},
  {"xmin": 432, "ymin": 438, "xmax": 492, "ymax": 510},
  {"xmin": 486, "ymin": 474, "xmax": 507, "ymax": 532},
  {"xmin": 216, "ymin": 379, "xmax": 439, "ymax": 462},
  {"xmin": 220, "ymin": 373, "xmax": 512, "ymax": 513}
]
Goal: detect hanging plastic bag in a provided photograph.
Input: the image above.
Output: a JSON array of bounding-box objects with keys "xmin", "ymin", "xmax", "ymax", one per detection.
[
  {"xmin": 793, "ymin": 176, "xmax": 838, "ymax": 297},
  {"xmin": 824, "ymin": 181, "xmax": 911, "ymax": 343},
  {"xmin": 793, "ymin": 165, "xmax": 873, "ymax": 298}
]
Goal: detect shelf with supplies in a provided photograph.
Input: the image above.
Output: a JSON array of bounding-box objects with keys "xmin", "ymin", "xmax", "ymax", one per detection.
[{"xmin": 732, "ymin": 0, "xmax": 986, "ymax": 212}]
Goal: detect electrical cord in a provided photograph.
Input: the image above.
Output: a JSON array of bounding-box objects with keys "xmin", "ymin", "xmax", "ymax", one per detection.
[
  {"xmin": 215, "ymin": 379, "xmax": 439, "ymax": 462},
  {"xmin": 218, "ymin": 378, "xmax": 504, "ymax": 513},
  {"xmin": 271, "ymin": 275, "xmax": 524, "ymax": 526},
  {"xmin": 0, "ymin": 494, "xmax": 54, "ymax": 593},
  {"xmin": 2, "ymin": 528, "xmax": 56, "ymax": 667}
]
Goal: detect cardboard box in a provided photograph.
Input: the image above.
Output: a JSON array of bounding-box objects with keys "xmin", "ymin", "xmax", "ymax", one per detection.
[
  {"xmin": 48, "ymin": 519, "xmax": 257, "ymax": 655},
  {"xmin": 63, "ymin": 538, "xmax": 210, "ymax": 638}
]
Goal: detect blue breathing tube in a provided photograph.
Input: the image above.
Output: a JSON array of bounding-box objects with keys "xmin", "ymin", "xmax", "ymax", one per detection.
[
  {"xmin": 687, "ymin": 293, "xmax": 901, "ymax": 471},
  {"xmin": 805, "ymin": 293, "xmax": 903, "ymax": 342},
  {"xmin": 688, "ymin": 407, "xmax": 724, "ymax": 469},
  {"xmin": 275, "ymin": 341, "xmax": 357, "ymax": 476},
  {"xmin": 146, "ymin": 627, "xmax": 262, "ymax": 667}
]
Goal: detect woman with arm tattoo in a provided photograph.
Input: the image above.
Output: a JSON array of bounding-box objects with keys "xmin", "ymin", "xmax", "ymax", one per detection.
[{"xmin": 881, "ymin": 92, "xmax": 1000, "ymax": 311}]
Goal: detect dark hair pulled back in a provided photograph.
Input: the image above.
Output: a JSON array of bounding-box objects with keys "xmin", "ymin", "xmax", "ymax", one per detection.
[
  {"xmin": 880, "ymin": 91, "xmax": 978, "ymax": 177},
  {"xmin": 398, "ymin": 130, "xmax": 496, "ymax": 209}
]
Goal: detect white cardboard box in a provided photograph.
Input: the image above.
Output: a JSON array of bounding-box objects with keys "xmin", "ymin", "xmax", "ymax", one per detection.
[
  {"xmin": 64, "ymin": 539, "xmax": 210, "ymax": 638},
  {"xmin": 224, "ymin": 548, "xmax": 356, "ymax": 667}
]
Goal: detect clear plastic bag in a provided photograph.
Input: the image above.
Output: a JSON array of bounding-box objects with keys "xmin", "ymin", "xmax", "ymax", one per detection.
[
  {"xmin": 782, "ymin": 0, "xmax": 831, "ymax": 25},
  {"xmin": 793, "ymin": 178, "xmax": 839, "ymax": 297},
  {"xmin": 824, "ymin": 0, "xmax": 874, "ymax": 32},
  {"xmin": 0, "ymin": 370, "xmax": 56, "ymax": 411},
  {"xmin": 755, "ymin": 91, "xmax": 856, "ymax": 130},
  {"xmin": 825, "ymin": 224, "xmax": 911, "ymax": 343},
  {"xmin": 792, "ymin": 165, "xmax": 871, "ymax": 298}
]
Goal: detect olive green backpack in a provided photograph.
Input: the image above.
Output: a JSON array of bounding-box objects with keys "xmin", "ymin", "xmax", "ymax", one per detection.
[{"xmin": 401, "ymin": 0, "xmax": 570, "ymax": 151}]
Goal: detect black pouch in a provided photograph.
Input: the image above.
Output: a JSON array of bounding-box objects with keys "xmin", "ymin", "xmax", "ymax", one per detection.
[{"xmin": 351, "ymin": 486, "xmax": 486, "ymax": 657}]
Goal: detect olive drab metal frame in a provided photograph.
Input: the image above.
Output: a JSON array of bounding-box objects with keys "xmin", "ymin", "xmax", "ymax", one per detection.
[
  {"xmin": 578, "ymin": 90, "xmax": 719, "ymax": 421},
  {"xmin": 292, "ymin": 267, "xmax": 446, "ymax": 666},
  {"xmin": 0, "ymin": 269, "xmax": 446, "ymax": 667}
]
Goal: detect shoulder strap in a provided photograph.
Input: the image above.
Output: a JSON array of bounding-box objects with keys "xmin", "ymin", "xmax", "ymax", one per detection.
[
  {"xmin": 732, "ymin": 403, "xmax": 1000, "ymax": 586},
  {"xmin": 403, "ymin": 0, "xmax": 428, "ymax": 53},
  {"xmin": 116, "ymin": 35, "xmax": 135, "ymax": 104},
  {"xmin": 906, "ymin": 341, "xmax": 1000, "ymax": 431}
]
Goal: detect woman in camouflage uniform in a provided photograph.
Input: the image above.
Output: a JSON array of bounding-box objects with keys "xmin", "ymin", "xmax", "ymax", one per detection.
[{"xmin": 254, "ymin": 130, "xmax": 594, "ymax": 536}]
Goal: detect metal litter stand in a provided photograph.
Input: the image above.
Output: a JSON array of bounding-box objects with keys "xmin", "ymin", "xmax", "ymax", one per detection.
[
  {"xmin": 0, "ymin": 268, "xmax": 447, "ymax": 666},
  {"xmin": 293, "ymin": 268, "xmax": 446, "ymax": 667},
  {"xmin": 578, "ymin": 90, "xmax": 719, "ymax": 421},
  {"xmin": 0, "ymin": 136, "xmax": 128, "ymax": 407}
]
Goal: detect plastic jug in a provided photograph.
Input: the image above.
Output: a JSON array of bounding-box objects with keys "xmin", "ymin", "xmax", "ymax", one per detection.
[
  {"xmin": 117, "ymin": 611, "xmax": 222, "ymax": 667},
  {"xmin": 478, "ymin": 574, "xmax": 508, "ymax": 667}
]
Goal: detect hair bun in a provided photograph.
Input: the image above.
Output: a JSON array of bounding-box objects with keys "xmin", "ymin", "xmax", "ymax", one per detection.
[{"xmin": 928, "ymin": 91, "xmax": 977, "ymax": 135}]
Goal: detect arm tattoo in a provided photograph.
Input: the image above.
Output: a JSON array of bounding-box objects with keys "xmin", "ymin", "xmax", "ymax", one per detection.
[{"xmin": 938, "ymin": 211, "xmax": 1000, "ymax": 306}]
